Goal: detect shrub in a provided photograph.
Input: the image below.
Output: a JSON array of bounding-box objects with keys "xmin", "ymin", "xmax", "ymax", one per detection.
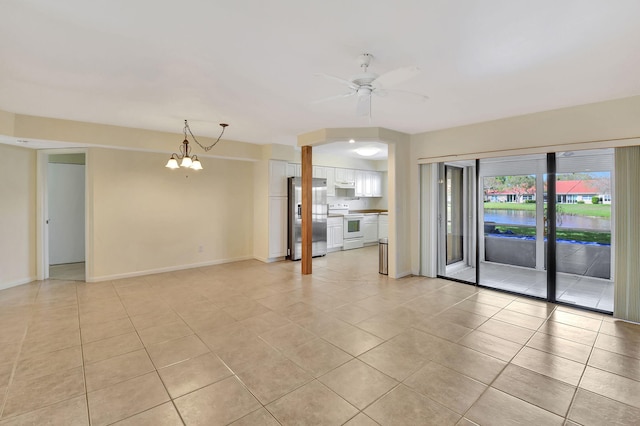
[
  {"xmin": 577, "ymin": 200, "xmax": 585, "ymax": 204},
  {"xmin": 524, "ymin": 199, "xmax": 536, "ymax": 204},
  {"xmin": 592, "ymin": 196, "xmax": 600, "ymax": 204}
]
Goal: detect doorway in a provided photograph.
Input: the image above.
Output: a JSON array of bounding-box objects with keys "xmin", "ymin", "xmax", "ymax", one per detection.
[
  {"xmin": 38, "ymin": 151, "xmax": 87, "ymax": 281},
  {"xmin": 437, "ymin": 161, "xmax": 477, "ymax": 282}
]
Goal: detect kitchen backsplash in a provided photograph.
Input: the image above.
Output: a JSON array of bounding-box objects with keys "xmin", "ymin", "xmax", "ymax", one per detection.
[{"xmin": 327, "ymin": 196, "xmax": 387, "ymax": 210}]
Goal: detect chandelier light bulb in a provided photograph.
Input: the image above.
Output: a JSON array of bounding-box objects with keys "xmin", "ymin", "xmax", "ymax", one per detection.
[
  {"xmin": 165, "ymin": 157, "xmax": 179, "ymax": 169},
  {"xmin": 180, "ymin": 156, "xmax": 193, "ymax": 168},
  {"xmin": 191, "ymin": 159, "xmax": 203, "ymax": 170}
]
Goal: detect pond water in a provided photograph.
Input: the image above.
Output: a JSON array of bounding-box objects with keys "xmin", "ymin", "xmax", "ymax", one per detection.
[{"xmin": 484, "ymin": 209, "xmax": 611, "ymax": 231}]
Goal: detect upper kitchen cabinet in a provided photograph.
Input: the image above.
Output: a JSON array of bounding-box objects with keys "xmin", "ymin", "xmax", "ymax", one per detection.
[
  {"xmin": 334, "ymin": 168, "xmax": 355, "ymax": 184},
  {"xmin": 355, "ymin": 170, "xmax": 365, "ymax": 196},
  {"xmin": 312, "ymin": 166, "xmax": 327, "ymax": 178},
  {"xmin": 286, "ymin": 163, "xmax": 301, "ymax": 178},
  {"xmin": 325, "ymin": 167, "xmax": 335, "ymax": 197},
  {"xmin": 354, "ymin": 170, "xmax": 382, "ymax": 197},
  {"xmin": 371, "ymin": 171, "xmax": 382, "ymax": 197},
  {"xmin": 269, "ymin": 160, "xmax": 288, "ymax": 197}
]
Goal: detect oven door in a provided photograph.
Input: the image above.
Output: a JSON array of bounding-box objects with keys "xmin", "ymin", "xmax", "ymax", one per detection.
[{"xmin": 343, "ymin": 216, "xmax": 364, "ymax": 239}]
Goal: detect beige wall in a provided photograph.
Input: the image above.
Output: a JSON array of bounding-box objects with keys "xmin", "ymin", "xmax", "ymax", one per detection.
[
  {"xmin": 88, "ymin": 148, "xmax": 254, "ymax": 281},
  {"xmin": 0, "ymin": 144, "xmax": 36, "ymax": 289},
  {"xmin": 252, "ymin": 159, "xmax": 270, "ymax": 262}
]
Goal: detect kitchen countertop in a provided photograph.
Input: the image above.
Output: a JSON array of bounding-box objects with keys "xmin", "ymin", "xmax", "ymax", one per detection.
[
  {"xmin": 348, "ymin": 209, "xmax": 388, "ymax": 214},
  {"xmin": 328, "ymin": 213, "xmax": 345, "ymax": 217}
]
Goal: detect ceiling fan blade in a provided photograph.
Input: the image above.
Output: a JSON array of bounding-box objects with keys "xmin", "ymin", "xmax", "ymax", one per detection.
[
  {"xmin": 374, "ymin": 66, "xmax": 420, "ymax": 88},
  {"xmin": 311, "ymin": 91, "xmax": 356, "ymax": 104},
  {"xmin": 384, "ymin": 88, "xmax": 429, "ymax": 102},
  {"xmin": 314, "ymin": 73, "xmax": 359, "ymax": 90},
  {"xmin": 356, "ymin": 94, "xmax": 371, "ymax": 117}
]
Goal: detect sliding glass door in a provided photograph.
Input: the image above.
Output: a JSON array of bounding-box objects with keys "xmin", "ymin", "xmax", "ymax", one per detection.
[
  {"xmin": 554, "ymin": 149, "xmax": 614, "ymax": 311},
  {"xmin": 437, "ymin": 162, "xmax": 476, "ymax": 283},
  {"xmin": 432, "ymin": 149, "xmax": 614, "ymax": 313},
  {"xmin": 478, "ymin": 154, "xmax": 546, "ymax": 297}
]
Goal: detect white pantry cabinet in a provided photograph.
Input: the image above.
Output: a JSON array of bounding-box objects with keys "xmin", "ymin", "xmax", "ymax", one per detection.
[
  {"xmin": 268, "ymin": 196, "xmax": 288, "ymax": 258},
  {"xmin": 269, "ymin": 160, "xmax": 288, "ymax": 197}
]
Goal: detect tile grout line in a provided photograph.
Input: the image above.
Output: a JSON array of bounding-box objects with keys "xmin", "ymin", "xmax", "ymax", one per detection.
[{"xmin": 0, "ymin": 281, "xmax": 41, "ymax": 420}]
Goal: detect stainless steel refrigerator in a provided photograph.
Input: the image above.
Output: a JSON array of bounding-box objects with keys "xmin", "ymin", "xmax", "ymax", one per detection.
[{"xmin": 287, "ymin": 177, "xmax": 327, "ymax": 260}]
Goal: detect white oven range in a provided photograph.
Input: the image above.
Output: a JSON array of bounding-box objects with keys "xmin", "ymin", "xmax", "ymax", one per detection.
[{"xmin": 343, "ymin": 214, "xmax": 364, "ymax": 250}]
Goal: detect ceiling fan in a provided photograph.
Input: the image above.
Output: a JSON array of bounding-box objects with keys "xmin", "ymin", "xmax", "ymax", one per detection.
[{"xmin": 314, "ymin": 53, "xmax": 428, "ymax": 118}]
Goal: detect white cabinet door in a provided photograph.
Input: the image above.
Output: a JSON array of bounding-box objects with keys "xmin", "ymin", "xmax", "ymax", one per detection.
[
  {"xmin": 269, "ymin": 160, "xmax": 288, "ymax": 197},
  {"xmin": 268, "ymin": 197, "xmax": 288, "ymax": 258},
  {"xmin": 364, "ymin": 172, "xmax": 373, "ymax": 197},
  {"xmin": 327, "ymin": 217, "xmax": 343, "ymax": 249},
  {"xmin": 327, "ymin": 224, "xmax": 334, "ymax": 249},
  {"xmin": 326, "ymin": 167, "xmax": 336, "ymax": 197},
  {"xmin": 368, "ymin": 172, "xmax": 381, "ymax": 197},
  {"xmin": 378, "ymin": 215, "xmax": 388, "ymax": 238},
  {"xmin": 363, "ymin": 222, "xmax": 378, "ymax": 244},
  {"xmin": 336, "ymin": 168, "xmax": 355, "ymax": 183},
  {"xmin": 332, "ymin": 224, "xmax": 343, "ymax": 248},
  {"xmin": 363, "ymin": 215, "xmax": 378, "ymax": 244},
  {"xmin": 355, "ymin": 170, "xmax": 365, "ymax": 196},
  {"xmin": 287, "ymin": 163, "xmax": 301, "ymax": 177},
  {"xmin": 313, "ymin": 166, "xmax": 328, "ymax": 179}
]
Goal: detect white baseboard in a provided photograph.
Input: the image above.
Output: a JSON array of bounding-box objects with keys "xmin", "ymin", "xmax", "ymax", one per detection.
[
  {"xmin": 0, "ymin": 276, "xmax": 37, "ymax": 291},
  {"xmin": 86, "ymin": 255, "xmax": 253, "ymax": 282},
  {"xmin": 393, "ymin": 269, "xmax": 413, "ymax": 279}
]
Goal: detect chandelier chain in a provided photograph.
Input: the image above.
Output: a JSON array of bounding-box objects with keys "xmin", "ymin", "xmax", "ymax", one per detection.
[{"xmin": 184, "ymin": 120, "xmax": 227, "ymax": 152}]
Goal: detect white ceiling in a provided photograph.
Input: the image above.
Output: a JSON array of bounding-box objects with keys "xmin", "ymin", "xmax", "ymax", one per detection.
[{"xmin": 2, "ymin": 0, "xmax": 640, "ymax": 152}]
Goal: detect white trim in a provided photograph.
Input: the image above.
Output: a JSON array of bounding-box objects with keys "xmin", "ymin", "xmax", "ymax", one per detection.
[
  {"xmin": 394, "ymin": 269, "xmax": 413, "ymax": 279},
  {"xmin": 86, "ymin": 255, "xmax": 253, "ymax": 282},
  {"xmin": 254, "ymin": 256, "xmax": 286, "ymax": 263},
  {"xmin": 0, "ymin": 277, "xmax": 37, "ymax": 291},
  {"xmin": 37, "ymin": 149, "xmax": 89, "ymax": 282}
]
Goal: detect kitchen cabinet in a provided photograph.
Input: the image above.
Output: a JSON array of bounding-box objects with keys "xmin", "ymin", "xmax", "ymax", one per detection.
[
  {"xmin": 355, "ymin": 170, "xmax": 365, "ymax": 196},
  {"xmin": 313, "ymin": 166, "xmax": 328, "ymax": 178},
  {"xmin": 269, "ymin": 160, "xmax": 288, "ymax": 197},
  {"xmin": 335, "ymin": 168, "xmax": 355, "ymax": 183},
  {"xmin": 378, "ymin": 214, "xmax": 388, "ymax": 239},
  {"xmin": 268, "ymin": 196, "xmax": 288, "ymax": 258},
  {"xmin": 353, "ymin": 170, "xmax": 382, "ymax": 197},
  {"xmin": 363, "ymin": 214, "xmax": 378, "ymax": 245},
  {"xmin": 364, "ymin": 172, "xmax": 373, "ymax": 197},
  {"xmin": 371, "ymin": 171, "xmax": 382, "ymax": 197},
  {"xmin": 287, "ymin": 163, "xmax": 300, "ymax": 178},
  {"xmin": 326, "ymin": 167, "xmax": 335, "ymax": 197},
  {"xmin": 327, "ymin": 217, "xmax": 343, "ymax": 251}
]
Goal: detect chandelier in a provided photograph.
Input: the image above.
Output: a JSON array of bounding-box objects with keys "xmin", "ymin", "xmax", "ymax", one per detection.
[{"xmin": 165, "ymin": 120, "xmax": 229, "ymax": 170}]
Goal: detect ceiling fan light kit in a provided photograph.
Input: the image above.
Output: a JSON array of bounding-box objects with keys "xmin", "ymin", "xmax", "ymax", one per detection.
[{"xmin": 315, "ymin": 53, "xmax": 428, "ymax": 118}]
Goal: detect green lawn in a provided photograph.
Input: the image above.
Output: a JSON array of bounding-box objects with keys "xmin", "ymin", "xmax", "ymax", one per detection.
[
  {"xmin": 492, "ymin": 225, "xmax": 611, "ymax": 244},
  {"xmin": 483, "ymin": 202, "xmax": 611, "ymax": 218}
]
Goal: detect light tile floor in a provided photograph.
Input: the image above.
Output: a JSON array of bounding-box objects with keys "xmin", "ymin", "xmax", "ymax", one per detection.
[
  {"xmin": 50, "ymin": 262, "xmax": 86, "ymax": 282},
  {"xmin": 1, "ymin": 246, "xmax": 639, "ymax": 425},
  {"xmin": 448, "ymin": 262, "xmax": 614, "ymax": 312}
]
